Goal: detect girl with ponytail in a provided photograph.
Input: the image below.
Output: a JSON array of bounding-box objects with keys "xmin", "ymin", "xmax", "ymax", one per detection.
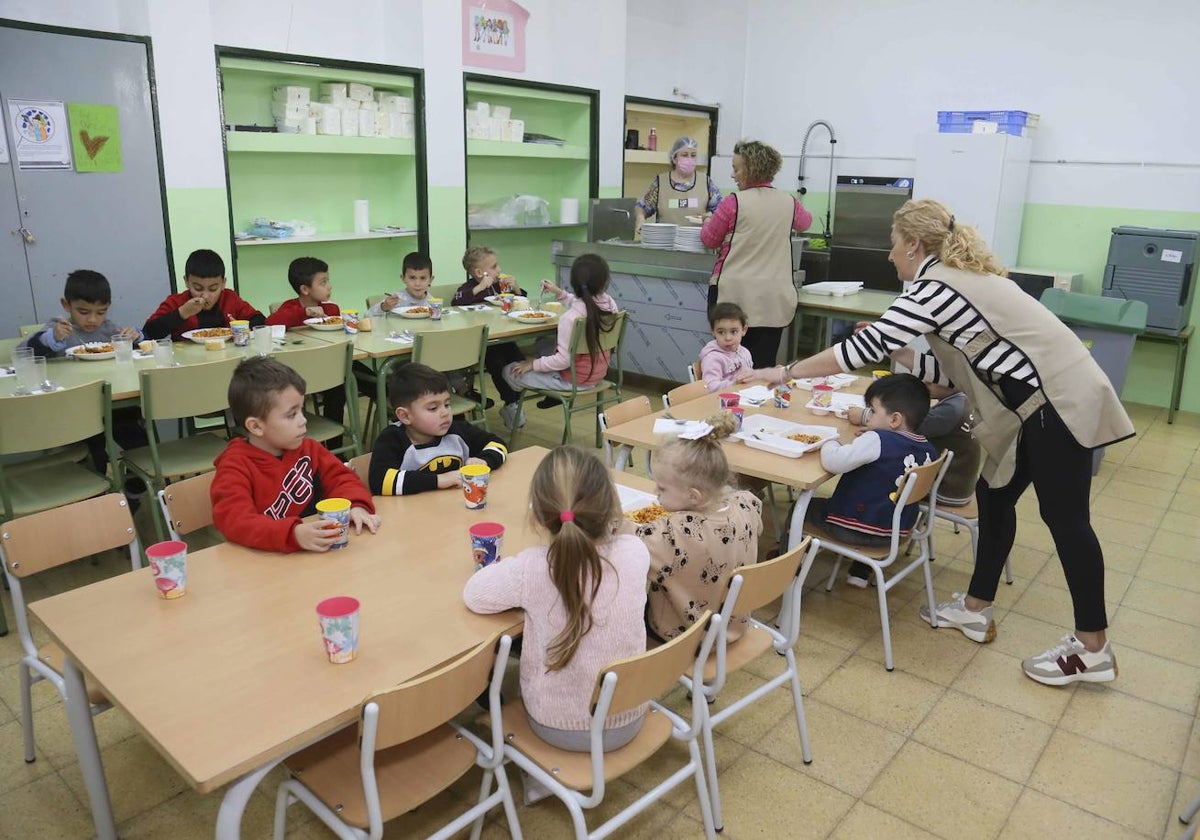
[
  {"xmin": 637, "ymin": 412, "xmax": 763, "ymax": 643},
  {"xmin": 463, "ymin": 445, "xmax": 650, "ymax": 751}
]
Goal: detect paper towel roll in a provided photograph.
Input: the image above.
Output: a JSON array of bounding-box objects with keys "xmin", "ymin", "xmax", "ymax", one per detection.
[
  {"xmin": 560, "ymin": 198, "xmax": 580, "ymax": 225},
  {"xmin": 354, "ymin": 200, "xmax": 370, "ymax": 235}
]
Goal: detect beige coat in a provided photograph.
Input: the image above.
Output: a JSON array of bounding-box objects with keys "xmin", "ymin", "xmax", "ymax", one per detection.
[
  {"xmin": 922, "ymin": 263, "xmax": 1135, "ymax": 487},
  {"xmin": 711, "ymin": 187, "xmax": 797, "ymax": 329}
]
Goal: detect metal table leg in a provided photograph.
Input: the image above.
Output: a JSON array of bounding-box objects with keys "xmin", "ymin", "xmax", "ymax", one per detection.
[
  {"xmin": 216, "ymin": 760, "xmax": 286, "ymax": 840},
  {"xmin": 1169, "ymin": 334, "xmax": 1189, "ymax": 424},
  {"xmin": 63, "ymin": 657, "xmax": 117, "ymax": 840}
]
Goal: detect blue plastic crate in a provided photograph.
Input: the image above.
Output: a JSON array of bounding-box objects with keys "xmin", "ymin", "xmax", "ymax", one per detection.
[{"xmin": 937, "ymin": 110, "xmax": 1038, "ymax": 137}]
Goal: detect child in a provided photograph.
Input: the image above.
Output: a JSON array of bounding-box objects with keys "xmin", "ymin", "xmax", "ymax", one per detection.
[
  {"xmin": 463, "ymin": 445, "xmax": 650, "ymax": 752},
  {"xmin": 808, "ymin": 373, "xmax": 936, "ymax": 587},
  {"xmin": 699, "ymin": 302, "xmax": 784, "ymax": 392},
  {"xmin": 265, "ymin": 257, "xmax": 339, "ymax": 328},
  {"xmin": 365, "ymin": 251, "xmax": 434, "ymax": 317},
  {"xmin": 501, "ymin": 253, "xmax": 619, "ymax": 424},
  {"xmin": 637, "ymin": 412, "xmax": 763, "ymax": 642},
  {"xmin": 212, "ymin": 356, "xmax": 379, "ymax": 553},
  {"xmin": 451, "ymin": 246, "xmax": 528, "ymax": 428},
  {"xmin": 143, "ymin": 249, "xmax": 265, "ymax": 340},
  {"xmin": 21, "ymin": 270, "xmax": 148, "ymax": 499},
  {"xmin": 368, "ymin": 363, "xmax": 508, "ymax": 495}
]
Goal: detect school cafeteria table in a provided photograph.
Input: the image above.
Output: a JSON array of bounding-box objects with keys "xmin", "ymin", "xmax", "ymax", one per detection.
[
  {"xmin": 793, "ymin": 288, "xmax": 896, "ymax": 355},
  {"xmin": 603, "ymin": 379, "xmax": 870, "ymax": 549},
  {"xmin": 347, "ymin": 302, "xmax": 560, "ymax": 361},
  {"xmin": 29, "ymin": 445, "xmax": 652, "ymax": 840}
]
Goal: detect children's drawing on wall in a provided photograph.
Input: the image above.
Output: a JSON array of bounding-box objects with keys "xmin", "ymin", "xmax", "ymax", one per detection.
[
  {"xmin": 470, "ymin": 10, "xmax": 514, "ymax": 55},
  {"xmin": 462, "ymin": 0, "xmax": 528, "ymax": 72}
]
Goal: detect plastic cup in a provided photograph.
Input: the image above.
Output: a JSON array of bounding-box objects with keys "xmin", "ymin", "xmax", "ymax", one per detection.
[
  {"xmin": 230, "ymin": 320, "xmax": 250, "ymax": 347},
  {"xmin": 315, "ymin": 498, "xmax": 351, "ymax": 550},
  {"xmin": 252, "ymin": 326, "xmax": 272, "ymax": 356},
  {"xmin": 112, "ymin": 336, "xmax": 134, "ymax": 364},
  {"xmin": 498, "ymin": 293, "xmax": 515, "ymax": 313},
  {"xmin": 13, "ymin": 354, "xmax": 37, "ymax": 395},
  {"xmin": 773, "ymin": 383, "xmax": 792, "ymax": 409},
  {"xmin": 11, "ymin": 346, "xmax": 33, "ymax": 366},
  {"xmin": 461, "ymin": 464, "xmax": 491, "ymax": 509},
  {"xmin": 872, "ymin": 369, "xmax": 892, "ymax": 380},
  {"xmin": 342, "ymin": 310, "xmax": 360, "ymax": 335},
  {"xmin": 429, "ymin": 298, "xmax": 443, "ymax": 321},
  {"xmin": 146, "ymin": 540, "xmax": 188, "ymax": 599},
  {"xmin": 469, "ymin": 522, "xmax": 504, "ymax": 571},
  {"xmin": 315, "ymin": 596, "xmax": 360, "ymax": 664},
  {"xmin": 729, "ymin": 407, "xmax": 745, "ymax": 431},
  {"xmin": 718, "ymin": 392, "xmax": 740, "ymax": 409},
  {"xmin": 543, "ymin": 301, "xmax": 564, "ymax": 314},
  {"xmin": 153, "ymin": 338, "xmax": 175, "ymax": 368},
  {"xmin": 28, "ymin": 357, "xmax": 48, "ymax": 392},
  {"xmin": 812, "ymin": 384, "xmax": 834, "ymax": 409},
  {"xmin": 511, "ymin": 297, "xmax": 531, "ymax": 311}
]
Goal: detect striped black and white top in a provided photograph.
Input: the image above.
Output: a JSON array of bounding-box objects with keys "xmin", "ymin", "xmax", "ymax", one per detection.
[{"xmin": 835, "ymin": 257, "xmax": 1041, "ymax": 388}]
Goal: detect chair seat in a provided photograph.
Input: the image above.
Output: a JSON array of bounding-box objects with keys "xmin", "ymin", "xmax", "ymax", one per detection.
[
  {"xmin": 527, "ymin": 380, "xmax": 613, "ymax": 402},
  {"xmin": 491, "ymin": 700, "xmax": 673, "ymax": 791},
  {"xmin": 935, "ymin": 494, "xmax": 978, "ymax": 520},
  {"xmin": 703, "ymin": 622, "xmax": 774, "ymax": 682},
  {"xmin": 449, "ymin": 394, "xmax": 483, "ymax": 416},
  {"xmin": 37, "ymin": 643, "xmax": 107, "ymax": 705},
  {"xmin": 5, "ymin": 464, "xmax": 113, "ymax": 519},
  {"xmin": 123, "ymin": 433, "xmax": 228, "ymax": 481},
  {"xmin": 803, "ymin": 520, "xmax": 908, "ymax": 559},
  {"xmin": 5, "ymin": 443, "xmax": 90, "ymax": 475},
  {"xmin": 282, "ymin": 722, "xmax": 477, "ymax": 829},
  {"xmin": 302, "ymin": 413, "xmax": 344, "ymax": 443}
]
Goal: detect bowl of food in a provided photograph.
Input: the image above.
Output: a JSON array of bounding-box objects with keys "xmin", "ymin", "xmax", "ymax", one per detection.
[
  {"xmin": 66, "ymin": 342, "xmax": 115, "ymax": 360},
  {"xmin": 303, "ymin": 316, "xmax": 345, "ymax": 331},
  {"xmin": 181, "ymin": 328, "xmax": 233, "ymax": 344},
  {"xmin": 398, "ymin": 306, "xmax": 432, "ymax": 319},
  {"xmin": 508, "ymin": 310, "xmax": 557, "ymax": 322}
]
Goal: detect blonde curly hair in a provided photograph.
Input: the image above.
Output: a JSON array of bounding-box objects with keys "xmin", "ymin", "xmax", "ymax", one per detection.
[
  {"xmin": 733, "ymin": 139, "xmax": 783, "ymax": 184},
  {"xmin": 893, "ymin": 199, "xmax": 1007, "ymax": 276}
]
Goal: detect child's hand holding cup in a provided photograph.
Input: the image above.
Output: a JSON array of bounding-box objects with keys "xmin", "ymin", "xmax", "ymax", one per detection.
[{"xmin": 315, "ymin": 498, "xmax": 351, "ymax": 549}]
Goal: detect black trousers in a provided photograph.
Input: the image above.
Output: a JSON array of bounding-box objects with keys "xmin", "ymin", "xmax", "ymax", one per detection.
[
  {"xmin": 970, "ymin": 397, "xmax": 1107, "ymax": 632},
  {"xmin": 707, "ymin": 283, "xmax": 786, "ymax": 369},
  {"xmin": 485, "ymin": 341, "xmax": 525, "ymax": 405}
]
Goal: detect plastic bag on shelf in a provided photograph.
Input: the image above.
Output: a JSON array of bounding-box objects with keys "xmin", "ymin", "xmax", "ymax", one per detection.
[
  {"xmin": 467, "ymin": 195, "xmax": 550, "ymax": 228},
  {"xmin": 245, "ymin": 218, "xmax": 317, "ymax": 239}
]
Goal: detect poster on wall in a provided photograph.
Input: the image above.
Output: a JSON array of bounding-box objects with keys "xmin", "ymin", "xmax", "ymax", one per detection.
[
  {"xmin": 8, "ymin": 99, "xmax": 72, "ymax": 170},
  {"xmin": 462, "ymin": 0, "xmax": 529, "ymax": 73},
  {"xmin": 67, "ymin": 103, "xmax": 123, "ymax": 173}
]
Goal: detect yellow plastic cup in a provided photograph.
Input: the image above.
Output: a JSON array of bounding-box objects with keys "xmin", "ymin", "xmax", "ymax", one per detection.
[
  {"xmin": 872, "ymin": 369, "xmax": 892, "ymax": 380},
  {"xmin": 461, "ymin": 464, "xmax": 491, "ymax": 510},
  {"xmin": 315, "ymin": 498, "xmax": 352, "ymax": 549}
]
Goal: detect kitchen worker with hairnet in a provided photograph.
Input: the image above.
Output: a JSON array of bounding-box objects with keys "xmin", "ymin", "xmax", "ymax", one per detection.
[{"xmin": 634, "ymin": 135, "xmax": 723, "ymax": 238}]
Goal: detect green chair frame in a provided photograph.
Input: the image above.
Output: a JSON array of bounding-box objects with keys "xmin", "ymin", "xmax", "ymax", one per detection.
[
  {"xmin": 413, "ymin": 324, "xmax": 491, "ymax": 431},
  {"xmin": 121, "ymin": 356, "xmax": 241, "ymax": 542},
  {"xmin": 508, "ymin": 311, "xmax": 627, "ymax": 448},
  {"xmin": 274, "ymin": 341, "xmax": 362, "ymax": 458}
]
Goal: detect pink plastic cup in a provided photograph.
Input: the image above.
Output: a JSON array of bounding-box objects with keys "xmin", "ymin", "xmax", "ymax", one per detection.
[
  {"xmin": 729, "ymin": 406, "xmax": 745, "ymax": 431},
  {"xmin": 146, "ymin": 540, "xmax": 188, "ymax": 600},
  {"xmin": 316, "ymin": 596, "xmax": 360, "ymax": 664},
  {"xmin": 469, "ymin": 522, "xmax": 505, "ymax": 571},
  {"xmin": 718, "ymin": 392, "xmax": 741, "ymax": 409}
]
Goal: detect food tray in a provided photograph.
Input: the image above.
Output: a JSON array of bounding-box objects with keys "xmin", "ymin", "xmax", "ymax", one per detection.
[{"xmin": 732, "ymin": 415, "xmax": 839, "ymax": 458}]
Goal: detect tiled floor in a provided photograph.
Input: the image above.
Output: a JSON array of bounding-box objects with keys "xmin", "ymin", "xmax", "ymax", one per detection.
[{"xmin": 1, "ymin": 388, "xmax": 1198, "ymax": 839}]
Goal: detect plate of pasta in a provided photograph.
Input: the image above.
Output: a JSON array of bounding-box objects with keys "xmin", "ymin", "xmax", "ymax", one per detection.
[
  {"xmin": 732, "ymin": 416, "xmax": 838, "ymax": 458},
  {"xmin": 398, "ymin": 306, "xmax": 432, "ymax": 319},
  {"xmin": 181, "ymin": 328, "xmax": 233, "ymax": 344},
  {"xmin": 66, "ymin": 342, "xmax": 116, "ymax": 360},
  {"xmin": 617, "ymin": 486, "xmax": 669, "ymax": 525},
  {"xmin": 507, "ymin": 310, "xmax": 557, "ymax": 322},
  {"xmin": 303, "ymin": 316, "xmax": 344, "ymax": 331}
]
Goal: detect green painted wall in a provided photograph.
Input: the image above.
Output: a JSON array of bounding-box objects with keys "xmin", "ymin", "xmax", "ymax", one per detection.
[
  {"xmin": 427, "ymin": 185, "xmax": 467, "ymax": 287},
  {"xmin": 165, "ymin": 187, "xmax": 233, "ymax": 292}
]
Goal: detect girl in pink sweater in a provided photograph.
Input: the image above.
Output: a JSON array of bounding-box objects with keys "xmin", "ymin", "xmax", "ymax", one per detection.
[
  {"xmin": 502, "ymin": 253, "xmax": 620, "ymax": 395},
  {"xmin": 463, "ymin": 445, "xmax": 650, "ymax": 752},
  {"xmin": 698, "ymin": 302, "xmax": 783, "ymax": 392}
]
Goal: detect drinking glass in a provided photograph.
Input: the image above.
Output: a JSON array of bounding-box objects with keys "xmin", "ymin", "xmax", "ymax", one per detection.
[
  {"xmin": 252, "ymin": 326, "xmax": 272, "ymax": 356},
  {"xmin": 10, "ymin": 346, "xmax": 33, "ymax": 367},
  {"xmin": 154, "ymin": 338, "xmax": 175, "ymax": 368},
  {"xmin": 112, "ymin": 335, "xmax": 134, "ymax": 363},
  {"xmin": 29, "ymin": 357, "xmax": 51, "ymax": 392},
  {"xmin": 13, "ymin": 354, "xmax": 37, "ymax": 396}
]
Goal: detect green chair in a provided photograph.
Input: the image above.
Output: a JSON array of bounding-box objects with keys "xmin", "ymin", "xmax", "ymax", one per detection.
[
  {"xmin": 17, "ymin": 324, "xmax": 42, "ymax": 338},
  {"xmin": 508, "ymin": 311, "xmax": 627, "ymax": 448},
  {"xmin": 120, "ymin": 356, "xmax": 241, "ymax": 542},
  {"xmin": 412, "ymin": 324, "xmax": 491, "ymax": 431},
  {"xmin": 274, "ymin": 341, "xmax": 362, "ymax": 457}
]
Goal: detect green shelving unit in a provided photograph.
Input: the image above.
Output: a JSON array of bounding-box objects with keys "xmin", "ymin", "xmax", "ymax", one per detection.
[
  {"xmin": 464, "ymin": 75, "xmax": 598, "ymax": 289},
  {"xmin": 217, "ymin": 49, "xmax": 427, "ymax": 313}
]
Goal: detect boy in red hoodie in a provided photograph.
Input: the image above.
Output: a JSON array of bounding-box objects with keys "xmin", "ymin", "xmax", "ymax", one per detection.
[
  {"xmin": 212, "ymin": 356, "xmax": 380, "ymax": 553},
  {"xmin": 143, "ymin": 249, "xmax": 265, "ymax": 340},
  {"xmin": 265, "ymin": 256, "xmax": 340, "ymax": 328}
]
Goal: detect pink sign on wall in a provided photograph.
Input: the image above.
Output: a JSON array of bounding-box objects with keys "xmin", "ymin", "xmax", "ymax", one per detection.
[{"xmin": 462, "ymin": 0, "xmax": 529, "ymax": 73}]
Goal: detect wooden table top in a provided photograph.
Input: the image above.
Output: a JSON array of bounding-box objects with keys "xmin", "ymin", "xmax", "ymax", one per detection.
[
  {"xmin": 603, "ymin": 378, "xmax": 871, "ymax": 489},
  {"xmin": 349, "ymin": 304, "xmax": 559, "ymax": 361},
  {"xmin": 28, "ymin": 446, "xmax": 650, "ymax": 794}
]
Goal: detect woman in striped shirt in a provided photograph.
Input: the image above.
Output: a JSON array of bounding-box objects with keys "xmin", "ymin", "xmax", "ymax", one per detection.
[{"xmin": 782, "ymin": 199, "xmax": 1133, "ymax": 688}]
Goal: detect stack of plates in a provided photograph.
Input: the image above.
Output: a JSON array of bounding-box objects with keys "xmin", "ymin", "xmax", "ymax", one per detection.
[
  {"xmin": 641, "ymin": 223, "xmax": 677, "ymax": 249},
  {"xmin": 674, "ymin": 225, "xmax": 706, "ymax": 252}
]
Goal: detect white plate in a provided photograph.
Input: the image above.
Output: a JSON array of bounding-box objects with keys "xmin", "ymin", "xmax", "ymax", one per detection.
[
  {"xmin": 303, "ymin": 316, "xmax": 345, "ymax": 331},
  {"xmin": 180, "ymin": 328, "xmax": 233, "ymax": 344},
  {"xmin": 617, "ymin": 486, "xmax": 657, "ymax": 512},
  {"xmin": 791, "ymin": 373, "xmax": 859, "ymax": 391},
  {"xmin": 483, "ymin": 295, "xmax": 528, "ymax": 306},
  {"xmin": 507, "ymin": 310, "xmax": 558, "ymax": 323},
  {"xmin": 66, "ymin": 343, "xmax": 115, "ymax": 361},
  {"xmin": 733, "ymin": 416, "xmax": 839, "ymax": 458},
  {"xmin": 801, "ymin": 281, "xmax": 864, "ymax": 297},
  {"xmin": 397, "ymin": 306, "xmax": 433, "ymax": 319}
]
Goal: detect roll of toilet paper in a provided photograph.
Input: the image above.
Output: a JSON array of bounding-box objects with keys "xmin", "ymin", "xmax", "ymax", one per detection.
[
  {"xmin": 354, "ymin": 200, "xmax": 370, "ymax": 235},
  {"xmin": 560, "ymin": 198, "xmax": 580, "ymax": 225}
]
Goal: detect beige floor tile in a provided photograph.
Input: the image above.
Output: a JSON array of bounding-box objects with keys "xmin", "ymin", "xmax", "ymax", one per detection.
[
  {"xmin": 620, "ymin": 731, "xmax": 744, "ymax": 811},
  {"xmin": 913, "ymin": 689, "xmax": 1054, "ymax": 783},
  {"xmin": 1137, "ymin": 552, "xmax": 1200, "ymax": 594},
  {"xmin": 1158, "ymin": 508, "xmax": 1200, "ymax": 537},
  {"xmin": 1010, "ymin": 519, "xmax": 1058, "ymax": 553},
  {"xmin": 29, "ymin": 702, "xmax": 140, "ymax": 770},
  {"xmin": 788, "ymin": 590, "xmax": 880, "ymax": 652},
  {"xmin": 1009, "ymin": 582, "xmax": 1088, "ymax": 631},
  {"xmin": 990, "ymin": 610, "xmax": 1077, "ymax": 662},
  {"xmin": 1107, "ymin": 645, "xmax": 1200, "ymax": 714},
  {"xmin": 1109, "ymin": 605, "xmax": 1200, "ymax": 667},
  {"xmin": 59, "ymin": 735, "xmax": 189, "ymax": 824},
  {"xmin": 830, "ymin": 801, "xmax": 941, "ymax": 840},
  {"xmin": 0, "ymin": 717, "xmax": 56, "ymax": 796},
  {"xmin": 1112, "ymin": 465, "xmax": 1183, "ymax": 491},
  {"xmin": 1034, "ymin": 560, "xmax": 1134, "ymax": 604},
  {"xmin": 855, "ymin": 617, "xmax": 980, "ymax": 686},
  {"xmin": 1185, "ymin": 719, "xmax": 1200, "ymax": 778},
  {"xmin": 702, "ymin": 669, "xmax": 796, "ymax": 747},
  {"xmin": 811, "ymin": 655, "xmax": 944, "ymax": 736},
  {"xmin": 951, "ymin": 648, "xmax": 1074, "ymax": 725},
  {"xmin": 1165, "ymin": 775, "xmax": 1200, "ymax": 840},
  {"xmin": 1059, "ymin": 686, "xmax": 1193, "ymax": 769},
  {"xmin": 1146, "ymin": 528, "xmax": 1198, "ymax": 562},
  {"xmin": 0, "ymin": 661, "xmax": 68, "ymax": 718},
  {"xmin": 1090, "ymin": 493, "xmax": 1167, "ymax": 528},
  {"xmin": 1102, "ymin": 478, "xmax": 1176, "ymax": 508},
  {"xmin": 682, "ymin": 751, "xmax": 853, "ymax": 837},
  {"xmin": 1124, "ymin": 452, "xmax": 1191, "ymax": 476},
  {"xmin": 754, "ymin": 697, "xmax": 905, "ymax": 798},
  {"xmin": 0, "ymin": 624, "xmax": 30, "ymax": 669},
  {"xmin": 864, "ymin": 740, "xmax": 1022, "ymax": 838},
  {"xmin": 481, "ymin": 777, "xmax": 677, "ymax": 839},
  {"xmin": 1093, "ymin": 516, "xmax": 1157, "ymax": 550},
  {"xmin": 1174, "ymin": 477, "xmax": 1200, "ymax": 498},
  {"xmin": 0, "ymin": 694, "xmax": 13, "ymax": 727},
  {"xmin": 1122, "ymin": 577, "xmax": 1199, "ymax": 622},
  {"xmin": 1096, "ymin": 540, "xmax": 1147, "ymax": 575},
  {"xmin": 998, "ymin": 788, "xmax": 1146, "ymax": 840},
  {"xmin": 1029, "ymin": 730, "xmax": 1177, "ymax": 836},
  {"xmin": 0, "ymin": 773, "xmax": 96, "ymax": 840},
  {"xmin": 119, "ymin": 786, "xmax": 307, "ymax": 839},
  {"xmin": 747, "ymin": 632, "xmax": 850, "ymax": 693}
]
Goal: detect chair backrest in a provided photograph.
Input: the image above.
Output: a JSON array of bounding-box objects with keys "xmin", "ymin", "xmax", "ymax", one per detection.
[
  {"xmin": 596, "ymin": 610, "xmax": 713, "ymax": 717},
  {"xmin": 686, "ymin": 361, "xmax": 701, "ymax": 383},
  {"xmin": 560, "ymin": 311, "xmax": 627, "ymax": 391},
  {"xmin": 269, "ymin": 301, "xmax": 285, "ymax": 314},
  {"xmin": 664, "ymin": 380, "xmax": 707, "ymax": 409},
  {"xmin": 140, "ymin": 356, "xmax": 242, "ymax": 422},
  {"xmin": 412, "ymin": 323, "xmax": 489, "ymax": 373},
  {"xmin": 894, "ymin": 450, "xmax": 949, "ymax": 509},
  {"xmin": 274, "ymin": 341, "xmax": 352, "ymax": 394},
  {"xmin": 17, "ymin": 324, "xmax": 41, "ymax": 338},
  {"xmin": 1, "ymin": 493, "xmax": 137, "ymax": 578},
  {"xmin": 158, "ymin": 472, "xmax": 216, "ymax": 538},
  {"xmin": 363, "ymin": 631, "xmax": 503, "ymax": 750},
  {"xmin": 346, "ymin": 452, "xmax": 371, "ymax": 485},
  {"xmin": 601, "ymin": 395, "xmax": 652, "ymax": 429},
  {"xmin": 429, "ymin": 282, "xmax": 461, "ymax": 302},
  {"xmin": 0, "ymin": 380, "xmax": 108, "ymax": 456},
  {"xmin": 365, "ymin": 294, "xmax": 386, "ymax": 310},
  {"xmin": 725, "ymin": 537, "xmax": 812, "ymax": 615}
]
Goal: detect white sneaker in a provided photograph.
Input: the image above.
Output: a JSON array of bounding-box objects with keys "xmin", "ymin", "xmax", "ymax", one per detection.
[
  {"xmin": 918, "ymin": 592, "xmax": 995, "ymax": 643},
  {"xmin": 1022, "ymin": 634, "xmax": 1117, "ymax": 686},
  {"xmin": 499, "ymin": 402, "xmax": 526, "ymax": 430}
]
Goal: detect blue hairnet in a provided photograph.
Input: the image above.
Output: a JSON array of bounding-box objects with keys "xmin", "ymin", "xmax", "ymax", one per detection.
[{"xmin": 669, "ymin": 136, "xmax": 699, "ymax": 163}]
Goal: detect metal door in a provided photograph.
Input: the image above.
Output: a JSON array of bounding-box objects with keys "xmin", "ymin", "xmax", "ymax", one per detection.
[{"xmin": 0, "ymin": 24, "xmax": 170, "ymax": 338}]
